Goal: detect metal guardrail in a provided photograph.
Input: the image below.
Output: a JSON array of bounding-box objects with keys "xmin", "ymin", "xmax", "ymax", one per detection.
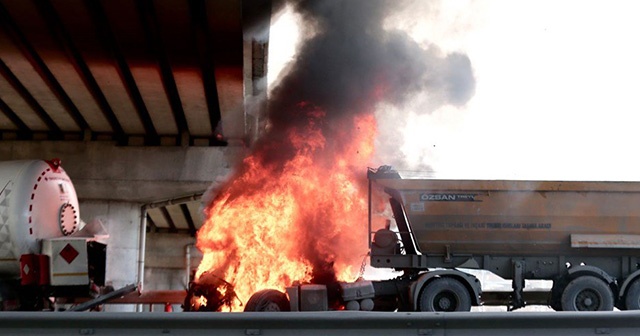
[{"xmin": 1, "ymin": 311, "xmax": 640, "ymax": 335}]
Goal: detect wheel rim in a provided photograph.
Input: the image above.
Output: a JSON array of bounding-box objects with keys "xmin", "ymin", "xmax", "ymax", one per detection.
[
  {"xmin": 433, "ymin": 291, "xmax": 458, "ymax": 311},
  {"xmin": 575, "ymin": 289, "xmax": 601, "ymax": 311},
  {"xmin": 260, "ymin": 302, "xmax": 281, "ymax": 311}
]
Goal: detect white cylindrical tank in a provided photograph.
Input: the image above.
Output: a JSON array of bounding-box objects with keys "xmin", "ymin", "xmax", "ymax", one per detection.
[{"xmin": 0, "ymin": 159, "xmax": 80, "ymax": 275}]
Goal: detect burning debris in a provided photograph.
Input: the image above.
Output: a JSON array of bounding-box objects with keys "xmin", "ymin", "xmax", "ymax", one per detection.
[
  {"xmin": 184, "ymin": 272, "xmax": 237, "ymax": 312},
  {"xmin": 190, "ymin": 0, "xmax": 475, "ymax": 312}
]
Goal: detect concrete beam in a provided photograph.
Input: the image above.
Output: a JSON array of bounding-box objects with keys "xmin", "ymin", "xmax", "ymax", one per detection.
[{"xmin": 0, "ymin": 141, "xmax": 246, "ymax": 202}]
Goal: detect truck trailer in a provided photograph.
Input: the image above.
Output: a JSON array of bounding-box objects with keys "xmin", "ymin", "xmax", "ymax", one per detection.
[
  {"xmin": 0, "ymin": 159, "xmax": 106, "ymax": 311},
  {"xmin": 244, "ymin": 166, "xmax": 640, "ymax": 312}
]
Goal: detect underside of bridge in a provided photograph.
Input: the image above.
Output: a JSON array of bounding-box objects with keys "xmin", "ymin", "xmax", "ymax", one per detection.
[{"xmin": 0, "ymin": 0, "xmax": 271, "ymax": 147}]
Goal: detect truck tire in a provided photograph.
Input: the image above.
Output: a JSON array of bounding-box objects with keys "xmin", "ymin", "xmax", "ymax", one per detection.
[
  {"xmin": 244, "ymin": 289, "xmax": 290, "ymax": 312},
  {"xmin": 561, "ymin": 276, "xmax": 614, "ymax": 311},
  {"xmin": 418, "ymin": 277, "xmax": 472, "ymax": 312},
  {"xmin": 624, "ymin": 279, "xmax": 640, "ymax": 310}
]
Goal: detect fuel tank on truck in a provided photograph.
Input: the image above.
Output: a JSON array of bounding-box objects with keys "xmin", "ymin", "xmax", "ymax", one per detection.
[
  {"xmin": 376, "ymin": 177, "xmax": 640, "ymax": 256},
  {"xmin": 0, "ymin": 159, "xmax": 80, "ymax": 276}
]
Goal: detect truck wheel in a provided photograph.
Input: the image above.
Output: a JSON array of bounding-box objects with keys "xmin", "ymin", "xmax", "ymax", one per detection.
[
  {"xmin": 244, "ymin": 289, "xmax": 290, "ymax": 312},
  {"xmin": 560, "ymin": 276, "xmax": 614, "ymax": 311},
  {"xmin": 418, "ymin": 277, "xmax": 472, "ymax": 312},
  {"xmin": 624, "ymin": 279, "xmax": 640, "ymax": 310}
]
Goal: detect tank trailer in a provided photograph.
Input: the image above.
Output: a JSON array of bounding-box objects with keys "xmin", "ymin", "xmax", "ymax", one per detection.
[
  {"xmin": 245, "ymin": 166, "xmax": 640, "ymax": 312},
  {"xmin": 0, "ymin": 159, "xmax": 106, "ymax": 311}
]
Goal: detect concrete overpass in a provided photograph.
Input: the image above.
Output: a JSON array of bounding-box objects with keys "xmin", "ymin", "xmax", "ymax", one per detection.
[{"xmin": 0, "ymin": 0, "xmax": 273, "ymax": 310}]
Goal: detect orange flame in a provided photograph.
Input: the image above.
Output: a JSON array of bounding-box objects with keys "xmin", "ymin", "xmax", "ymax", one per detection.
[
  {"xmin": 195, "ymin": 104, "xmax": 376, "ymax": 311},
  {"xmin": 197, "ymin": 295, "xmax": 207, "ymax": 307}
]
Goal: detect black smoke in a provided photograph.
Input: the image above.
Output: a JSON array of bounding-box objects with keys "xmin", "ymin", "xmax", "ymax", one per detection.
[{"xmin": 258, "ymin": 0, "xmax": 475, "ymax": 167}]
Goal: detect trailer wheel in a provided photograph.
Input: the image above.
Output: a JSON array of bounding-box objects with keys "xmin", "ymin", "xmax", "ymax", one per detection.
[
  {"xmin": 561, "ymin": 276, "xmax": 614, "ymax": 311},
  {"xmin": 624, "ymin": 279, "xmax": 640, "ymax": 310},
  {"xmin": 244, "ymin": 289, "xmax": 290, "ymax": 312},
  {"xmin": 418, "ymin": 277, "xmax": 472, "ymax": 312}
]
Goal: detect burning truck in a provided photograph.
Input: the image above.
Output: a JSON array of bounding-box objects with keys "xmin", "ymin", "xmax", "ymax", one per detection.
[
  {"xmin": 0, "ymin": 159, "xmax": 106, "ymax": 311},
  {"xmin": 188, "ymin": 165, "xmax": 640, "ymax": 312}
]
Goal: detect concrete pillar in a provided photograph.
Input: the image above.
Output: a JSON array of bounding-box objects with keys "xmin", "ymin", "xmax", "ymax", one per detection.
[
  {"xmin": 243, "ymin": 0, "xmax": 271, "ymax": 146},
  {"xmin": 80, "ymin": 200, "xmax": 141, "ymax": 312}
]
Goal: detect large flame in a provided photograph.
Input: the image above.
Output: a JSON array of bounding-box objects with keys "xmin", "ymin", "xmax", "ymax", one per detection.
[{"xmin": 195, "ymin": 103, "xmax": 376, "ymax": 311}]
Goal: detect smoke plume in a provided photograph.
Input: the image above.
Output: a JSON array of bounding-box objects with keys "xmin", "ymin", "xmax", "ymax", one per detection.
[{"xmin": 265, "ymin": 0, "xmax": 475, "ymax": 168}]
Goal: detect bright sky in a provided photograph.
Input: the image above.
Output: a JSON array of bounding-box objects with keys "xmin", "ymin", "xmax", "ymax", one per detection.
[{"xmin": 269, "ymin": 1, "xmax": 640, "ymax": 181}]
